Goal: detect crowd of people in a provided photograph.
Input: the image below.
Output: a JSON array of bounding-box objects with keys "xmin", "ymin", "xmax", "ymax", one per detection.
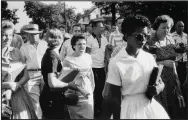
[{"xmin": 2, "ymin": 13, "xmax": 188, "ymax": 119}]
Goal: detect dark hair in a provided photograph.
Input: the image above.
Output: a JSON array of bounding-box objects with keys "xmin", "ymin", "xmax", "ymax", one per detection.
[
  {"xmin": 152, "ymin": 15, "xmax": 174, "ymax": 30},
  {"xmin": 71, "ymin": 35, "xmax": 86, "ymax": 51},
  {"xmin": 121, "ymin": 14, "xmax": 151, "ymax": 41},
  {"xmin": 72, "ymin": 24, "xmax": 81, "ymax": 30}
]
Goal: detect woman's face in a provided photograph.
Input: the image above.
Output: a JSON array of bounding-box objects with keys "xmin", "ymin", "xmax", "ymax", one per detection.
[
  {"xmin": 74, "ymin": 39, "xmax": 87, "ymax": 54},
  {"xmin": 2, "ymin": 28, "xmax": 14, "ymax": 47},
  {"xmin": 127, "ymin": 27, "xmax": 149, "ymax": 49},
  {"xmin": 156, "ymin": 22, "xmax": 171, "ymax": 38}
]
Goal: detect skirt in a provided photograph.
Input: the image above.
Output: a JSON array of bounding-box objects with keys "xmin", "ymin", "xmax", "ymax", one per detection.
[
  {"xmin": 11, "ymin": 87, "xmax": 38, "ymax": 119},
  {"xmin": 121, "ymin": 93, "xmax": 170, "ymax": 119}
]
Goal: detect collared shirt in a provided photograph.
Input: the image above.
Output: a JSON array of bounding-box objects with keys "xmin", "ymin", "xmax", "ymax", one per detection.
[
  {"xmin": 172, "ymin": 31, "xmax": 187, "ymax": 62},
  {"xmin": 109, "ymin": 31, "xmax": 127, "ymax": 47},
  {"xmin": 59, "ymin": 38, "xmax": 74, "ymax": 62},
  {"xmin": 87, "ymin": 33, "xmax": 109, "ymax": 68},
  {"xmin": 106, "ymin": 47, "xmax": 157, "ymax": 96},
  {"xmin": 20, "ymin": 40, "xmax": 48, "ymax": 70}
]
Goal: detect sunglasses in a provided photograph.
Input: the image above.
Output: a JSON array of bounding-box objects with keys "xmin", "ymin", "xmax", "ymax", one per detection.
[{"xmin": 132, "ymin": 33, "xmax": 150, "ymax": 41}]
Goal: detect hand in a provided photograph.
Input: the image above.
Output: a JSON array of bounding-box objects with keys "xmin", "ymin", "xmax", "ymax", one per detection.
[
  {"xmin": 2, "ymin": 90, "xmax": 12, "ymax": 100},
  {"xmin": 9, "ymin": 82, "xmax": 20, "ymax": 92},
  {"xmin": 68, "ymin": 81, "xmax": 78, "ymax": 90}
]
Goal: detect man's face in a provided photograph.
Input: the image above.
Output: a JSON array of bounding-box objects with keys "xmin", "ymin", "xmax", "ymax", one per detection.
[
  {"xmin": 111, "ymin": 26, "xmax": 116, "ymax": 32},
  {"xmin": 59, "ymin": 27, "xmax": 65, "ymax": 35},
  {"xmin": 72, "ymin": 26, "xmax": 81, "ymax": 36},
  {"xmin": 94, "ymin": 22, "xmax": 104, "ymax": 35},
  {"xmin": 176, "ymin": 22, "xmax": 184, "ymax": 33},
  {"xmin": 127, "ymin": 27, "xmax": 149, "ymax": 49},
  {"xmin": 28, "ymin": 33, "xmax": 39, "ymax": 42}
]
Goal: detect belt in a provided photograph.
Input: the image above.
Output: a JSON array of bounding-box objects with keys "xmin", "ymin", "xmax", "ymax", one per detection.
[{"xmin": 28, "ymin": 69, "xmax": 41, "ymax": 71}]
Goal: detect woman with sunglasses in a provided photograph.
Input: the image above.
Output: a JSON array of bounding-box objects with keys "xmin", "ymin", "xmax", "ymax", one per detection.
[
  {"xmin": 146, "ymin": 15, "xmax": 184, "ymax": 119},
  {"xmin": 101, "ymin": 14, "xmax": 169, "ymax": 119}
]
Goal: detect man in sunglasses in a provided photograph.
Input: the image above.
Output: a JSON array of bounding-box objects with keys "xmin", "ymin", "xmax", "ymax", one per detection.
[{"xmin": 101, "ymin": 14, "xmax": 169, "ymax": 119}]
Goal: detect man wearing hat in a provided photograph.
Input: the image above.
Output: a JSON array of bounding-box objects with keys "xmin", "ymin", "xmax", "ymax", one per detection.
[{"xmin": 20, "ymin": 24, "xmax": 48, "ymax": 119}]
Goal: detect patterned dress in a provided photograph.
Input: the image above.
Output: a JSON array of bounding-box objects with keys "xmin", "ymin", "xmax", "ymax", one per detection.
[{"xmin": 147, "ymin": 32, "xmax": 182, "ymax": 118}]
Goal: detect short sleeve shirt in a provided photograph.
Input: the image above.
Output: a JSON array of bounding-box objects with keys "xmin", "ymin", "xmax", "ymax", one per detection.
[
  {"xmin": 87, "ymin": 34, "xmax": 109, "ymax": 68},
  {"xmin": 106, "ymin": 47, "xmax": 157, "ymax": 96},
  {"xmin": 41, "ymin": 48, "xmax": 62, "ymax": 86}
]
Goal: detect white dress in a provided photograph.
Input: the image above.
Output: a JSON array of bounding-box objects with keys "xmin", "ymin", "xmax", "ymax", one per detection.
[
  {"xmin": 106, "ymin": 47, "xmax": 170, "ymax": 119},
  {"xmin": 62, "ymin": 53, "xmax": 95, "ymax": 119}
]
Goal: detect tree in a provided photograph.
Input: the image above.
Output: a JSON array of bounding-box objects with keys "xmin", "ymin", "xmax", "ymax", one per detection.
[
  {"xmin": 94, "ymin": 1, "xmax": 118, "ymax": 26},
  {"xmin": 1, "ymin": 1, "xmax": 19, "ymax": 24},
  {"xmin": 94, "ymin": 1, "xmax": 188, "ymax": 32},
  {"xmin": 118, "ymin": 1, "xmax": 188, "ymax": 32},
  {"xmin": 24, "ymin": 1, "xmax": 76, "ymax": 30},
  {"xmin": 75, "ymin": 13, "xmax": 82, "ymax": 23}
]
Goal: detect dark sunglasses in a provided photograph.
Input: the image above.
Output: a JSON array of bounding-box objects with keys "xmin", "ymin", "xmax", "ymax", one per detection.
[{"xmin": 132, "ymin": 33, "xmax": 150, "ymax": 41}]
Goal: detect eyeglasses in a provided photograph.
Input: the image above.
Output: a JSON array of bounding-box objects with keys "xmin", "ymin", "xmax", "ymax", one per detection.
[{"xmin": 132, "ymin": 33, "xmax": 150, "ymax": 41}]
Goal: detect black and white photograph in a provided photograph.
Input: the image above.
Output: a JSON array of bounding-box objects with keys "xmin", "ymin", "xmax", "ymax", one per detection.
[{"xmin": 1, "ymin": 1, "xmax": 188, "ymax": 119}]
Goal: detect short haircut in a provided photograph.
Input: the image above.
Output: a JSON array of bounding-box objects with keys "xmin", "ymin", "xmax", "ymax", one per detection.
[
  {"xmin": 2, "ymin": 20, "xmax": 15, "ymax": 31},
  {"xmin": 45, "ymin": 28, "xmax": 63, "ymax": 48},
  {"xmin": 72, "ymin": 24, "xmax": 81, "ymax": 30},
  {"xmin": 71, "ymin": 35, "xmax": 86, "ymax": 51},
  {"xmin": 121, "ymin": 14, "xmax": 151, "ymax": 41},
  {"xmin": 152, "ymin": 15, "xmax": 174, "ymax": 30}
]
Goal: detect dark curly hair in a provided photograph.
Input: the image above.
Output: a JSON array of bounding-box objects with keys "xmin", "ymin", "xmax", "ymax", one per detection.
[
  {"xmin": 71, "ymin": 35, "xmax": 86, "ymax": 51},
  {"xmin": 152, "ymin": 15, "xmax": 174, "ymax": 30},
  {"xmin": 121, "ymin": 14, "xmax": 151, "ymax": 41}
]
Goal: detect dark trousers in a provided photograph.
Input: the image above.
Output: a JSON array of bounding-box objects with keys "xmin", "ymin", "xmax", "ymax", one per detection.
[
  {"xmin": 176, "ymin": 62, "xmax": 187, "ymax": 119},
  {"xmin": 92, "ymin": 68, "xmax": 106, "ymax": 118}
]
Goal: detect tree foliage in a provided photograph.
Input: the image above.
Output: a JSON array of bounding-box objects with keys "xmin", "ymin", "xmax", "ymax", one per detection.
[
  {"xmin": 94, "ymin": 1, "xmax": 188, "ymax": 32},
  {"xmin": 1, "ymin": 1, "xmax": 19, "ymax": 24},
  {"xmin": 24, "ymin": 1, "xmax": 77, "ymax": 30}
]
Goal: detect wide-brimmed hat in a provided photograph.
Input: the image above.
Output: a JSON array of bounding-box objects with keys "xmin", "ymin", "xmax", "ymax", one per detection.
[
  {"xmin": 23, "ymin": 24, "xmax": 42, "ymax": 34},
  {"xmin": 15, "ymin": 25, "xmax": 28, "ymax": 35}
]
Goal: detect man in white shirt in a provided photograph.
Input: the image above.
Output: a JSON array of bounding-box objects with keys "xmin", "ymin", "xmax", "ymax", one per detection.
[
  {"xmin": 20, "ymin": 24, "xmax": 48, "ymax": 119},
  {"xmin": 59, "ymin": 24, "xmax": 82, "ymax": 61},
  {"xmin": 86, "ymin": 20, "xmax": 109, "ymax": 118},
  {"xmin": 172, "ymin": 21, "xmax": 187, "ymax": 85}
]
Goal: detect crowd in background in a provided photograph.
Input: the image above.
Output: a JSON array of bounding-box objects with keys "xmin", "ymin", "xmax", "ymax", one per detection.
[{"xmin": 2, "ymin": 13, "xmax": 188, "ymax": 119}]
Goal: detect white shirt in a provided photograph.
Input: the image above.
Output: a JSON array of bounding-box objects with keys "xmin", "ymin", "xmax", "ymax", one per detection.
[
  {"xmin": 106, "ymin": 47, "xmax": 157, "ymax": 96},
  {"xmin": 87, "ymin": 34, "xmax": 109, "ymax": 68},
  {"xmin": 172, "ymin": 31, "xmax": 187, "ymax": 62},
  {"xmin": 59, "ymin": 38, "xmax": 74, "ymax": 62},
  {"xmin": 20, "ymin": 40, "xmax": 48, "ymax": 78}
]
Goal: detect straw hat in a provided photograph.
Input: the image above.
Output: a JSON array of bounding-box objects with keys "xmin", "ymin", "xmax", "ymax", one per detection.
[{"xmin": 23, "ymin": 24, "xmax": 42, "ymax": 34}]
